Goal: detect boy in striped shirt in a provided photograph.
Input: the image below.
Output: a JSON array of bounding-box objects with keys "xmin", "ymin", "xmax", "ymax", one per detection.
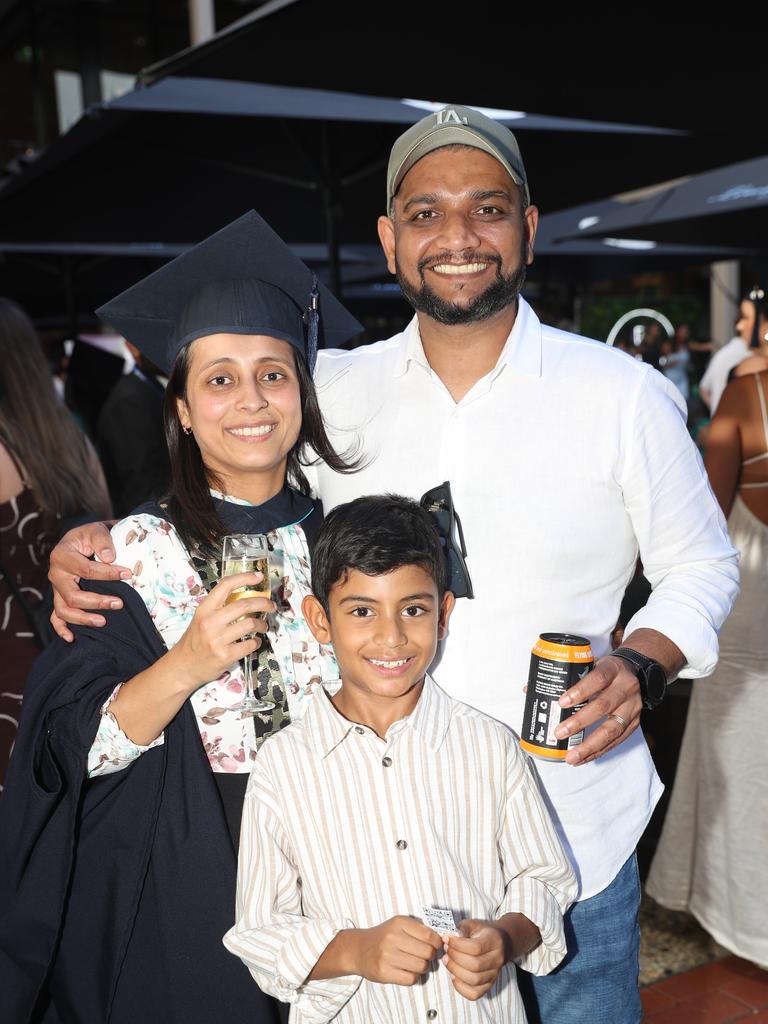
[{"xmin": 224, "ymin": 495, "xmax": 576, "ymax": 1023}]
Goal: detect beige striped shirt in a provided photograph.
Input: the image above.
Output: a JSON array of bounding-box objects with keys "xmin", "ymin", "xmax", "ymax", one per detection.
[{"xmin": 224, "ymin": 677, "xmax": 577, "ymax": 1023}]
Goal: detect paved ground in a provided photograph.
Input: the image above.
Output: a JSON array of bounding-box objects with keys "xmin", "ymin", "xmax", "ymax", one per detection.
[
  {"xmin": 641, "ymin": 956, "xmax": 768, "ymax": 1023},
  {"xmin": 638, "ymin": 894, "xmax": 768, "ymax": 1021}
]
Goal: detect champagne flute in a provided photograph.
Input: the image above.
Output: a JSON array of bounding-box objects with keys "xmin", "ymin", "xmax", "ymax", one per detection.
[{"xmin": 221, "ymin": 534, "xmax": 275, "ymax": 715}]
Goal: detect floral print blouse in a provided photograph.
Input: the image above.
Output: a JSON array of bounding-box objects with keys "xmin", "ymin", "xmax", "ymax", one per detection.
[{"xmin": 87, "ymin": 492, "xmax": 338, "ymax": 777}]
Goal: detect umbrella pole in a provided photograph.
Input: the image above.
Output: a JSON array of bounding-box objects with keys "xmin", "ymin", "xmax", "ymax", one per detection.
[
  {"xmin": 27, "ymin": 0, "xmax": 47, "ymax": 150},
  {"xmin": 63, "ymin": 257, "xmax": 79, "ymax": 343},
  {"xmin": 323, "ymin": 186, "xmax": 342, "ymax": 298},
  {"xmin": 321, "ymin": 126, "xmax": 342, "ymax": 299}
]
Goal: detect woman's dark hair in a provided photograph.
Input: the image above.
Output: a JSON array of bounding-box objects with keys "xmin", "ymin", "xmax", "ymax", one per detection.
[
  {"xmin": 747, "ymin": 286, "xmax": 766, "ymax": 350},
  {"xmin": 0, "ymin": 297, "xmax": 112, "ymax": 526},
  {"xmin": 309, "ymin": 494, "xmax": 447, "ymax": 614},
  {"xmin": 163, "ymin": 341, "xmax": 359, "ymax": 554}
]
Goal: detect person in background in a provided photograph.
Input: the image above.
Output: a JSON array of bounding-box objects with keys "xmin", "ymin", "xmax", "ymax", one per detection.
[
  {"xmin": 646, "ymin": 298, "xmax": 768, "ymax": 970},
  {"xmin": 0, "ymin": 298, "xmax": 111, "ymax": 792},
  {"xmin": 660, "ymin": 323, "xmax": 691, "ymax": 403},
  {"xmin": 729, "ymin": 286, "xmax": 768, "ymax": 379},
  {"xmin": 97, "ymin": 342, "xmax": 170, "ymax": 517},
  {"xmin": 641, "ymin": 321, "xmax": 663, "ymax": 370},
  {"xmin": 698, "ymin": 290, "xmax": 768, "ymax": 413},
  {"xmin": 64, "ymin": 334, "xmax": 125, "ymax": 439}
]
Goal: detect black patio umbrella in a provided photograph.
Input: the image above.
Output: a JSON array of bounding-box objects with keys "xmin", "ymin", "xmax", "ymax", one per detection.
[
  {"xmin": 0, "ymin": 237, "xmax": 389, "ymax": 332},
  {"xmin": 135, "ymin": 2, "xmax": 768, "ymax": 210},
  {"xmin": 564, "ymin": 155, "xmax": 768, "ymax": 249},
  {"xmin": 531, "ymin": 196, "xmax": 753, "ymax": 284},
  {"xmin": 0, "ymin": 74, "xmax": 685, "ymax": 315}
]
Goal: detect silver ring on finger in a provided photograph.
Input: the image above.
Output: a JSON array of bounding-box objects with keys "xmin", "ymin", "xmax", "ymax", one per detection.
[{"xmin": 606, "ymin": 712, "xmax": 628, "ymax": 731}]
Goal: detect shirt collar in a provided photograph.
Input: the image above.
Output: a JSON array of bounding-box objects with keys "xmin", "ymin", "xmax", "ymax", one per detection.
[
  {"xmin": 393, "ymin": 316, "xmax": 430, "ymax": 378},
  {"xmin": 305, "ymin": 687, "xmax": 358, "ymax": 760},
  {"xmin": 394, "ymin": 296, "xmax": 543, "ymax": 381},
  {"xmin": 306, "ymin": 675, "xmax": 451, "ymax": 759},
  {"xmin": 406, "ymin": 675, "xmax": 452, "ymax": 752},
  {"xmin": 495, "ymin": 296, "xmax": 543, "ymax": 379}
]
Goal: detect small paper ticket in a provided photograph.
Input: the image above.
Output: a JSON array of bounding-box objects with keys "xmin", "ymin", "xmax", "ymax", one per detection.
[{"xmin": 421, "ymin": 906, "xmax": 460, "ymax": 935}]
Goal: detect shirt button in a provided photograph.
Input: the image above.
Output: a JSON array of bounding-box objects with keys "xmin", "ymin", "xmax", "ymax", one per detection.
[
  {"xmin": 382, "ymin": 756, "xmax": 393, "ymax": 767},
  {"xmin": 396, "ymin": 839, "xmax": 408, "ymax": 850},
  {"xmin": 354, "ymin": 726, "xmax": 365, "ymax": 735},
  {"xmin": 427, "ymin": 1011, "xmax": 438, "ymax": 1020}
]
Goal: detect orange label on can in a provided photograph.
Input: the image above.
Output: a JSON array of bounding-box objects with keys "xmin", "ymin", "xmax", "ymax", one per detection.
[
  {"xmin": 520, "ymin": 740, "xmax": 567, "ymax": 760},
  {"xmin": 532, "ymin": 638, "xmax": 593, "ymax": 663}
]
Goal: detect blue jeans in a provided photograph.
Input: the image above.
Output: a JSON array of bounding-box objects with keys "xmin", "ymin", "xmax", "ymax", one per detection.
[{"xmin": 517, "ymin": 853, "xmax": 642, "ymax": 1024}]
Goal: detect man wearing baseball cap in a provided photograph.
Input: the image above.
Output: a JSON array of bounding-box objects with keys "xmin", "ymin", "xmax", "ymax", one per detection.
[{"xmin": 49, "ymin": 106, "xmax": 738, "ymax": 1024}]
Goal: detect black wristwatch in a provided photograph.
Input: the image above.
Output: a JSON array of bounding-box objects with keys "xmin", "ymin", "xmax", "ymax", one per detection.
[{"xmin": 611, "ymin": 647, "xmax": 668, "ymax": 710}]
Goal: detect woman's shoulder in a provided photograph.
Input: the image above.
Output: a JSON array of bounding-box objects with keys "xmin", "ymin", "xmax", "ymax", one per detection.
[
  {"xmin": 107, "ymin": 507, "xmax": 203, "ymax": 617},
  {"xmin": 0, "ymin": 438, "xmax": 26, "ymax": 503},
  {"xmin": 718, "ymin": 368, "xmax": 768, "ymax": 415},
  {"xmin": 108, "ymin": 507, "xmax": 190, "ymax": 579},
  {"xmin": 111, "ymin": 507, "xmax": 178, "ymax": 547},
  {"xmin": 733, "ymin": 355, "xmax": 768, "ymax": 379}
]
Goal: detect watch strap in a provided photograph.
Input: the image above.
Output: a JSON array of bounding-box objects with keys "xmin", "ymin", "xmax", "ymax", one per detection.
[
  {"xmin": 611, "ymin": 647, "xmax": 667, "ymax": 709},
  {"xmin": 611, "ymin": 647, "xmax": 653, "ymax": 673}
]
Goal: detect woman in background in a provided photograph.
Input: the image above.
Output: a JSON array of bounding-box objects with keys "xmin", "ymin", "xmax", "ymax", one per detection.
[
  {"xmin": 646, "ymin": 286, "xmax": 768, "ymax": 969},
  {"xmin": 0, "ymin": 298, "xmax": 111, "ymax": 791}
]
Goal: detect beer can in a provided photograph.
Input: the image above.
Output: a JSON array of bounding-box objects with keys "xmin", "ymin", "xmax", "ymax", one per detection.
[{"xmin": 519, "ymin": 633, "xmax": 594, "ymax": 761}]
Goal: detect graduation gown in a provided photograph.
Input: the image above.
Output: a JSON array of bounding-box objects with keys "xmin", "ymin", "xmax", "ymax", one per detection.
[{"xmin": 0, "ymin": 490, "xmax": 321, "ymax": 1024}]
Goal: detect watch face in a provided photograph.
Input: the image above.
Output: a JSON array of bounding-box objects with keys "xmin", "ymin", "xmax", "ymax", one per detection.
[{"xmin": 646, "ymin": 663, "xmax": 667, "ymax": 705}]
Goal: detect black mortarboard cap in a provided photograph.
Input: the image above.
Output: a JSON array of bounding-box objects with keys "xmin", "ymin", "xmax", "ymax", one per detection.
[{"xmin": 96, "ymin": 210, "xmax": 363, "ymax": 374}]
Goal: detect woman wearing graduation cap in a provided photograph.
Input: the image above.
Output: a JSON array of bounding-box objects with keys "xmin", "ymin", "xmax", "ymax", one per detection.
[{"xmin": 0, "ymin": 212, "xmax": 361, "ymax": 1024}]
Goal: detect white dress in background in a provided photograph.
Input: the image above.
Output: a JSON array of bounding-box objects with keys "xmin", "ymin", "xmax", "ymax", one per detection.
[{"xmin": 647, "ymin": 375, "xmax": 768, "ymax": 968}]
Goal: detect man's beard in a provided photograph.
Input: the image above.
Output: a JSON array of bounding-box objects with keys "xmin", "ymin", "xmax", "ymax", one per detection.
[{"xmin": 395, "ymin": 249, "xmax": 527, "ymax": 326}]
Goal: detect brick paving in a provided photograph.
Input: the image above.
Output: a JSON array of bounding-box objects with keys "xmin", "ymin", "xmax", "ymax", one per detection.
[{"xmin": 642, "ymin": 956, "xmax": 768, "ymax": 1023}]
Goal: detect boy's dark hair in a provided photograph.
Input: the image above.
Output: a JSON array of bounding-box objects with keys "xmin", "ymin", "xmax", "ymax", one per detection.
[{"xmin": 310, "ymin": 494, "xmax": 447, "ymax": 613}]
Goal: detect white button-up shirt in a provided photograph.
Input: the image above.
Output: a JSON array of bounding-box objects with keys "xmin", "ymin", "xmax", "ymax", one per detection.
[
  {"xmin": 307, "ymin": 297, "xmax": 739, "ymax": 899},
  {"xmin": 224, "ymin": 677, "xmax": 577, "ymax": 1023}
]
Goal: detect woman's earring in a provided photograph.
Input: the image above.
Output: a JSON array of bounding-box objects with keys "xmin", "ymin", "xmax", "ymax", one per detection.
[{"xmin": 182, "ymin": 425, "xmax": 192, "ymax": 436}]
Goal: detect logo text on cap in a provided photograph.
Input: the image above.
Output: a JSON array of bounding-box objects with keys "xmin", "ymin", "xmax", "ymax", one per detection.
[{"xmin": 436, "ymin": 109, "xmax": 468, "ymax": 126}]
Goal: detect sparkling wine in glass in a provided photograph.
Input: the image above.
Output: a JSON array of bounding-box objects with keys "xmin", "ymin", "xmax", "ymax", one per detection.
[{"xmin": 221, "ymin": 534, "xmax": 275, "ymax": 715}]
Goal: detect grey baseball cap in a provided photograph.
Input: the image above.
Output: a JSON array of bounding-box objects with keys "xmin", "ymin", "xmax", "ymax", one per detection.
[{"xmin": 387, "ymin": 104, "xmax": 530, "ymax": 211}]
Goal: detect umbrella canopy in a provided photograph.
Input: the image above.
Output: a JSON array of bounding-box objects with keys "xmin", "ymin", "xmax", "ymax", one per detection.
[
  {"xmin": 0, "ymin": 75, "xmax": 682, "ymax": 250},
  {"xmin": 564, "ymin": 155, "xmax": 768, "ymax": 248},
  {"xmin": 521, "ymin": 199, "xmax": 752, "ymax": 288},
  {"xmin": 135, "ymin": 2, "xmax": 768, "ymax": 212},
  {"xmin": 536, "ymin": 196, "xmax": 752, "ymax": 258},
  {"xmin": 138, "ymin": 4, "xmax": 763, "ymax": 137},
  {"xmin": 0, "ymin": 75, "xmax": 690, "ymax": 312},
  {"xmin": 0, "ymin": 239, "xmax": 388, "ymax": 327}
]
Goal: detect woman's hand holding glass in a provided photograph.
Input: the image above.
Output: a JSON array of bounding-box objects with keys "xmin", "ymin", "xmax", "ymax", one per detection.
[
  {"xmin": 169, "ymin": 570, "xmax": 275, "ymax": 692},
  {"xmin": 105, "ymin": 570, "xmax": 273, "ymax": 748}
]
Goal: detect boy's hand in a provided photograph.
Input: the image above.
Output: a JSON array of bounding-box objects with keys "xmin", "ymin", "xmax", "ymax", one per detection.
[
  {"xmin": 443, "ymin": 919, "xmax": 508, "ymax": 1000},
  {"xmin": 356, "ymin": 916, "xmax": 442, "ymax": 986}
]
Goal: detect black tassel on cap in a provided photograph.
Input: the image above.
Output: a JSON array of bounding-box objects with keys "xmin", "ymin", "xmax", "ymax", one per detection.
[{"xmin": 306, "ymin": 277, "xmax": 320, "ymax": 372}]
